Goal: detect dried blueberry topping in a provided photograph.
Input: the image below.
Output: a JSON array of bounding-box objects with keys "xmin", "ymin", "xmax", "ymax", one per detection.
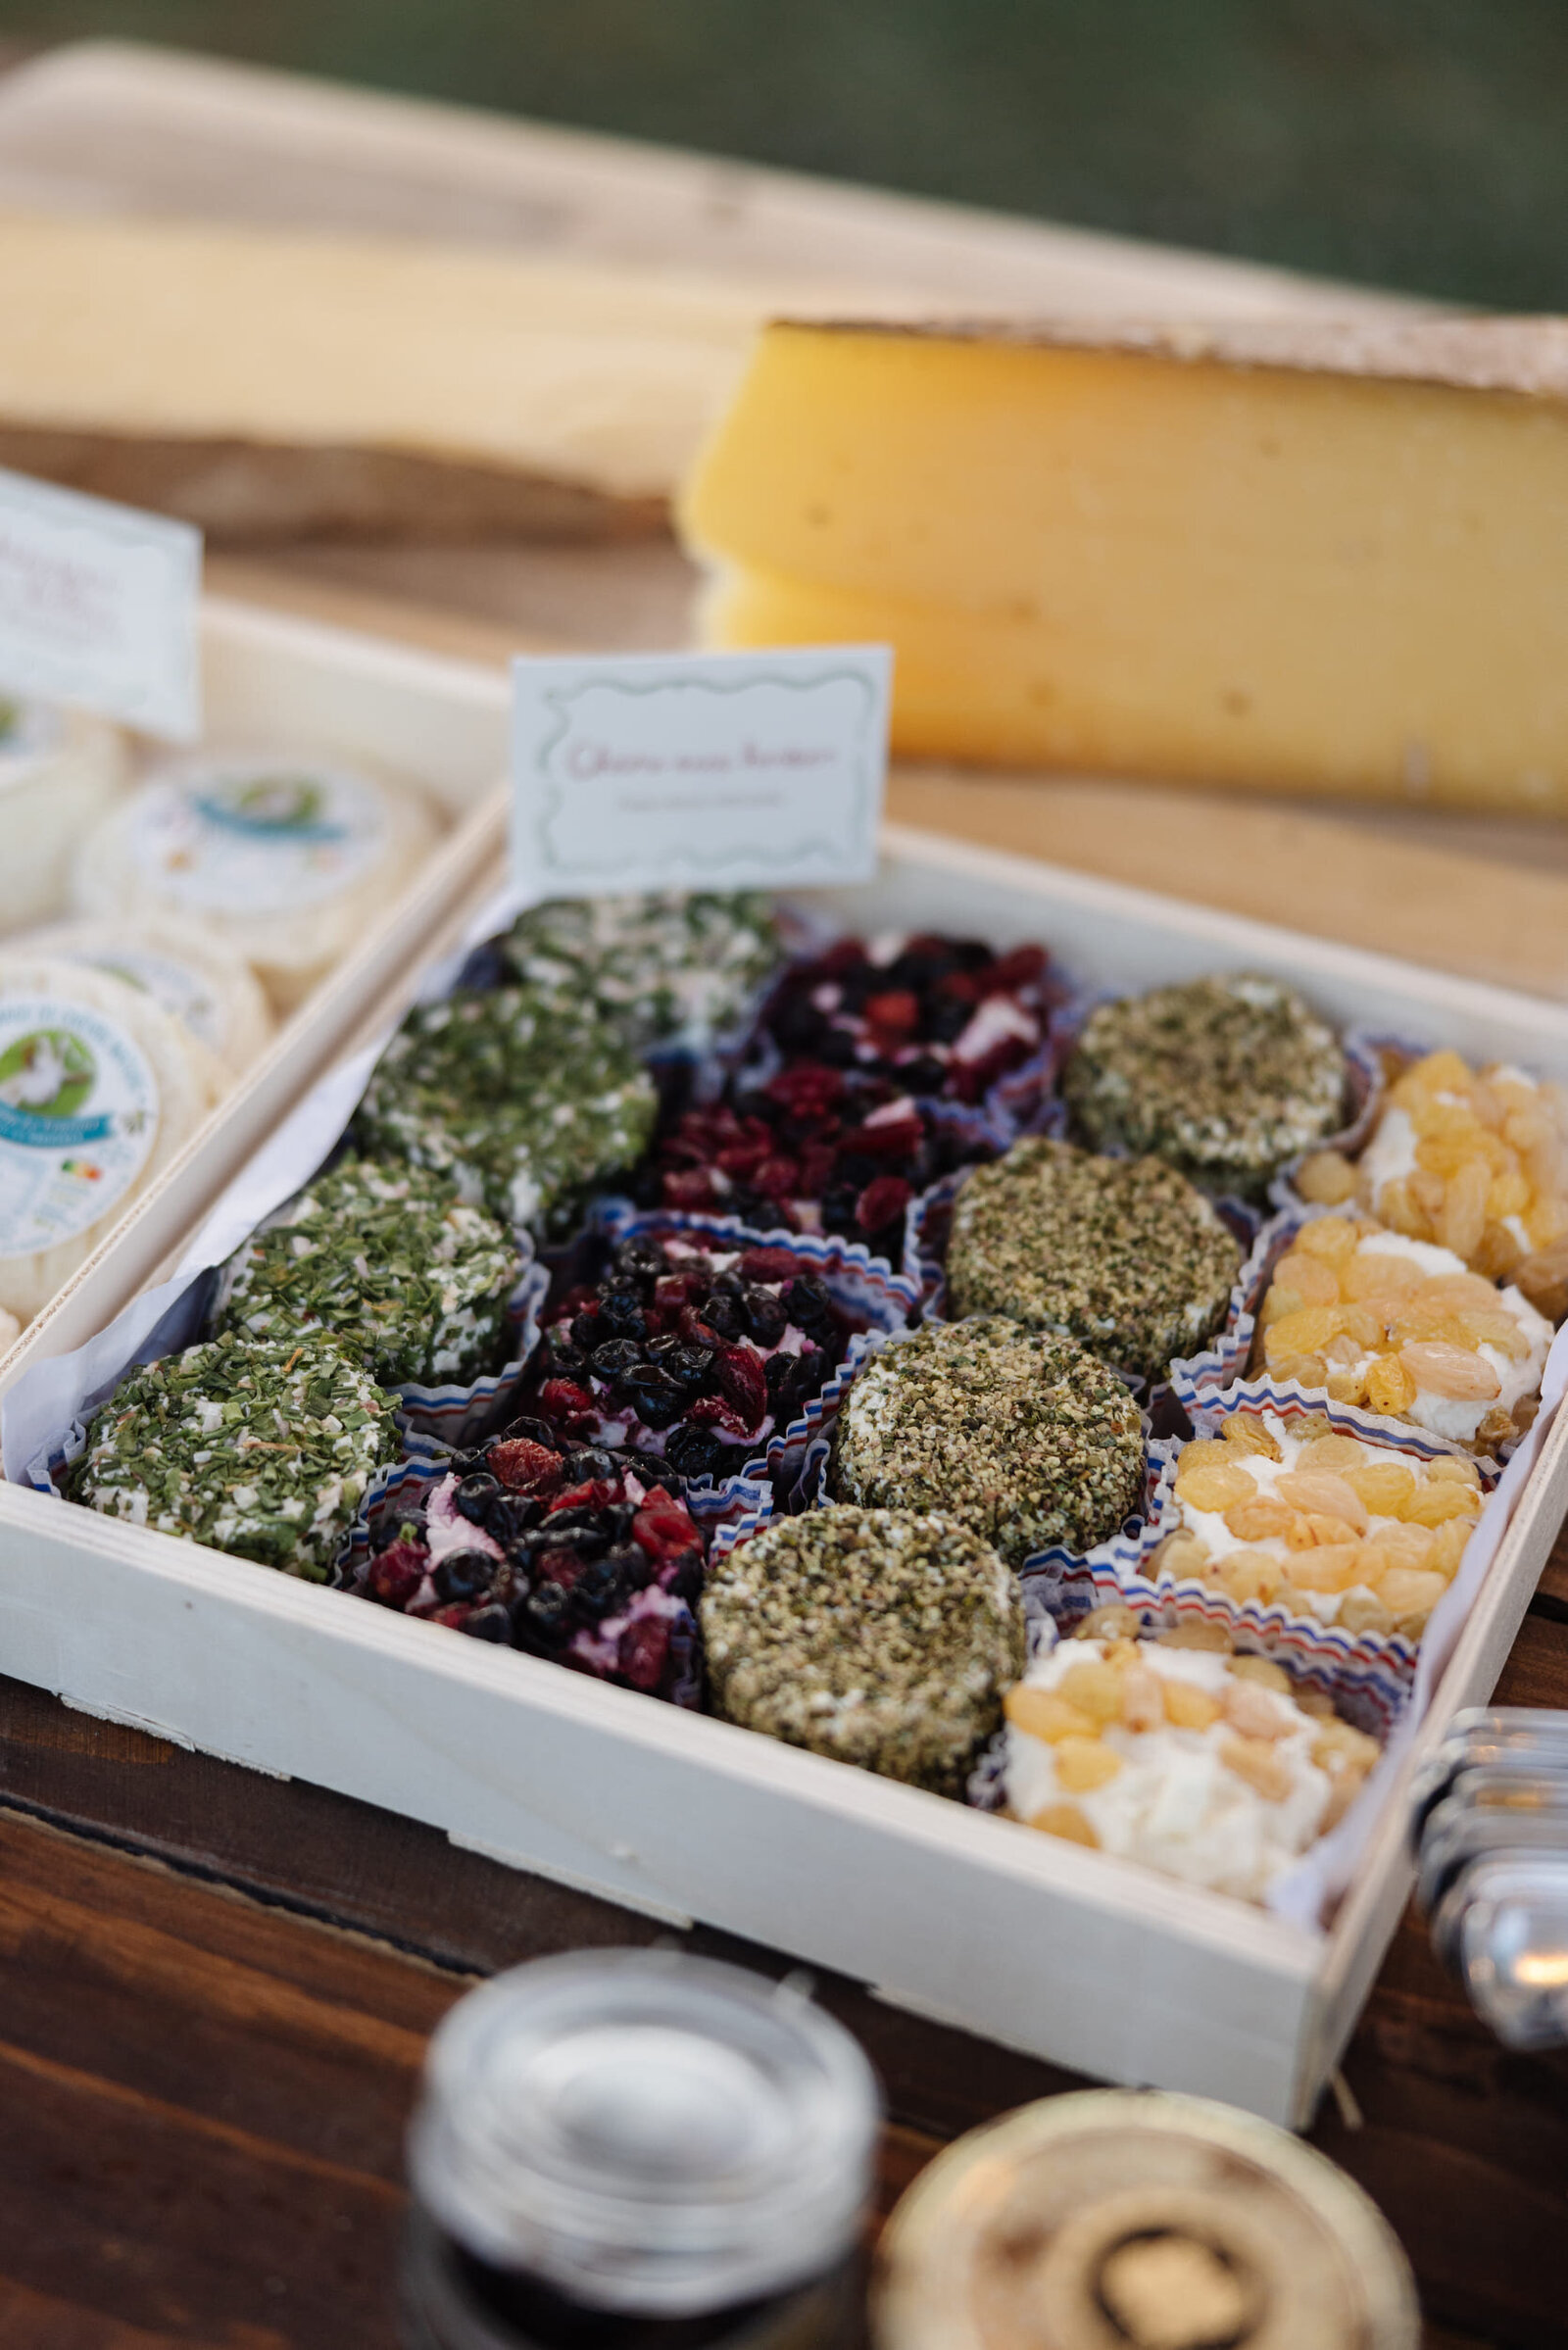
[
  {"xmin": 460, "ymin": 1603, "xmax": 513, "ymax": 1643},
  {"xmin": 514, "ymin": 1582, "xmax": 573, "ymax": 1652},
  {"xmin": 434, "ymin": 1548, "xmax": 498, "ymax": 1603},
  {"xmin": 454, "ymin": 1474, "xmax": 501, "ymax": 1523}
]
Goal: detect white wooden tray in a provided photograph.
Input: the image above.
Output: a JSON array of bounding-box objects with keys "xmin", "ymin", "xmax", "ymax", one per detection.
[
  {"xmin": 2, "ymin": 614, "xmax": 1565, "ymax": 2128},
  {"xmin": 2, "ymin": 593, "xmax": 511, "ymax": 1362}
]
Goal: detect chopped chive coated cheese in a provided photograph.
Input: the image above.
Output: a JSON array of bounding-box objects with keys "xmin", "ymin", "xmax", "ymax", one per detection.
[
  {"xmin": 947, "ymin": 1138, "xmax": 1242, "ymax": 1382},
  {"xmin": 502, "ymin": 892, "xmax": 781, "ymax": 1055},
  {"xmin": 70, "ymin": 1332, "xmax": 398, "ymax": 1582},
  {"xmin": 1064, "ymin": 973, "xmax": 1345, "ymax": 1200},
  {"xmin": 831, "ymin": 1316, "xmax": 1145, "ymax": 1565},
  {"xmin": 684, "ymin": 315, "xmax": 1568, "ymax": 810},
  {"xmin": 217, "ymin": 1158, "xmax": 519, "ymax": 1389},
  {"xmin": 357, "ymin": 984, "xmax": 658, "ymax": 1235},
  {"xmin": 702, "ymin": 1503, "xmax": 1023, "ymax": 1794}
]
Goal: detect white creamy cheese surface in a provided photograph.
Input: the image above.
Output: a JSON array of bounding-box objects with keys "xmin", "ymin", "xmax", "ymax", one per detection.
[
  {"xmin": 0, "ymin": 955, "xmax": 210, "ymax": 1323},
  {"xmin": 18, "ymin": 916, "xmax": 275, "ymax": 1083},
  {"xmin": 0, "ymin": 703, "xmax": 125, "ymax": 933},
  {"xmin": 1004, "ymin": 1640, "xmax": 1333, "ymax": 1904},
  {"xmin": 73, "ymin": 751, "xmax": 441, "ymax": 1014}
]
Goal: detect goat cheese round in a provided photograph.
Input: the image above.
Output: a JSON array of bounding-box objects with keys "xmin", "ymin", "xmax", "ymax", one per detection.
[
  {"xmin": 217, "ymin": 1157, "xmax": 520, "ymax": 1389},
  {"xmin": 73, "ymin": 750, "xmax": 441, "ymax": 1013},
  {"xmin": 0, "ymin": 701, "xmax": 125, "ymax": 932},
  {"xmin": 17, "ymin": 917, "xmax": 274, "ymax": 1084},
  {"xmin": 1004, "ymin": 1636, "xmax": 1380, "ymax": 1903},
  {"xmin": 358, "ymin": 984, "xmax": 658, "ymax": 1235},
  {"xmin": 0, "ymin": 955, "xmax": 214, "ymax": 1323},
  {"xmin": 69, "ymin": 1330, "xmax": 399, "ymax": 1582}
]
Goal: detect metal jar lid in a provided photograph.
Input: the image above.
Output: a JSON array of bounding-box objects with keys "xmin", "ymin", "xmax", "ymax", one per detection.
[
  {"xmin": 872, "ymin": 2088, "xmax": 1418, "ymax": 2350},
  {"xmin": 407, "ymin": 1949, "xmax": 880, "ymax": 2319}
]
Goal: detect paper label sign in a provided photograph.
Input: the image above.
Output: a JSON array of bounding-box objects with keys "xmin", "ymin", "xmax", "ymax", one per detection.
[
  {"xmin": 0, "ymin": 467, "xmax": 201, "ymax": 740},
  {"xmin": 511, "ymin": 645, "xmax": 891, "ymax": 900}
]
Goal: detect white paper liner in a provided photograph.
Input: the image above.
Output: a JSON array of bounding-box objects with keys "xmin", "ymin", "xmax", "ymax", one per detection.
[
  {"xmin": 907, "ymin": 1163, "xmax": 1279, "ymax": 1436},
  {"xmin": 1266, "ymin": 1309, "xmax": 1568, "ymax": 1929},
  {"xmin": 584, "ymin": 1202, "xmax": 919, "ymax": 1504},
  {"xmin": 1062, "ymin": 1381, "xmax": 1503, "ymax": 1687}
]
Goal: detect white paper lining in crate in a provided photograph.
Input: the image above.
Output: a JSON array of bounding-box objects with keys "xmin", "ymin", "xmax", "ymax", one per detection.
[
  {"xmin": 1055, "ymin": 1381, "xmax": 1504, "ymax": 1686},
  {"xmin": 586, "ymin": 1200, "xmax": 920, "ymax": 1498},
  {"xmin": 905, "ymin": 1165, "xmax": 1288, "ymax": 1431}
]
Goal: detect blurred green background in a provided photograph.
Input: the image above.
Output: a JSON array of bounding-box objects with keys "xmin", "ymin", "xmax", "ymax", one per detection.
[{"xmin": 0, "ymin": 0, "xmax": 1562, "ymax": 308}]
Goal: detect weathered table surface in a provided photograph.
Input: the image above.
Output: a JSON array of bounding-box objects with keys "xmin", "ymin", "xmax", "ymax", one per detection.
[{"xmin": 4, "ymin": 44, "xmax": 1568, "ymax": 2348}]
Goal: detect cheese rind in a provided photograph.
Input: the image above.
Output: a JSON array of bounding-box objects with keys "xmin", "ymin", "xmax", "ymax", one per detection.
[
  {"xmin": 18, "ymin": 917, "xmax": 275, "ymax": 1078},
  {"xmin": 684, "ymin": 319, "xmax": 1568, "ymax": 808}
]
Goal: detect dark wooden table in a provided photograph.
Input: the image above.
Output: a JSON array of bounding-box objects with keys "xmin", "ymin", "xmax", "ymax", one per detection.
[{"xmin": 0, "ymin": 1543, "xmax": 1563, "ymax": 2348}]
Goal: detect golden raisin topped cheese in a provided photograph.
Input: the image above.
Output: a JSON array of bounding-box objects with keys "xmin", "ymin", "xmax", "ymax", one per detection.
[
  {"xmin": 1156, "ymin": 1409, "xmax": 1484, "ymax": 1640},
  {"xmin": 1254, "ymin": 1213, "xmax": 1551, "ymax": 1451},
  {"xmin": 1297, "ymin": 1049, "xmax": 1568, "ymax": 1320}
]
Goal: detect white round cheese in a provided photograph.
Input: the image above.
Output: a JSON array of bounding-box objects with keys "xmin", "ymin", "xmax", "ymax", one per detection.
[
  {"xmin": 0, "ymin": 702, "xmax": 125, "ymax": 933},
  {"xmin": 0, "ymin": 956, "xmax": 212, "ymax": 1323},
  {"xmin": 17, "ymin": 916, "xmax": 275, "ymax": 1082},
  {"xmin": 72, "ymin": 749, "xmax": 442, "ymax": 1014}
]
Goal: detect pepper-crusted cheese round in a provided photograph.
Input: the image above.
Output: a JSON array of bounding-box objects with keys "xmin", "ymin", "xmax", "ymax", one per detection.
[
  {"xmin": 217, "ymin": 1157, "xmax": 520, "ymax": 1389},
  {"xmin": 0, "ymin": 955, "xmax": 215, "ymax": 1324},
  {"xmin": 1064, "ymin": 973, "xmax": 1345, "ymax": 1199},
  {"xmin": 357, "ymin": 983, "xmax": 658, "ymax": 1235},
  {"xmin": 830, "ymin": 1316, "xmax": 1145, "ymax": 1565},
  {"xmin": 74, "ymin": 750, "xmax": 441, "ymax": 1013},
  {"xmin": 69, "ymin": 1331, "xmax": 398, "ymax": 1581},
  {"xmin": 502, "ymin": 890, "xmax": 781, "ymax": 1055},
  {"xmin": 946, "ymin": 1138, "xmax": 1242, "ymax": 1382},
  {"xmin": 21, "ymin": 916, "xmax": 275, "ymax": 1080},
  {"xmin": 702, "ymin": 1503, "xmax": 1023, "ymax": 1795}
]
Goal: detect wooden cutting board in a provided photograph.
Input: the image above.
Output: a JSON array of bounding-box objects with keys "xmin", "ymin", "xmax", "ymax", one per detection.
[{"xmin": 3, "ymin": 40, "xmax": 1562, "ymax": 1004}]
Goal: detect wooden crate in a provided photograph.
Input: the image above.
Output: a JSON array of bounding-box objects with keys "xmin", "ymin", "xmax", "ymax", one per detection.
[{"xmin": 3, "ymin": 615, "xmax": 1566, "ymax": 2128}]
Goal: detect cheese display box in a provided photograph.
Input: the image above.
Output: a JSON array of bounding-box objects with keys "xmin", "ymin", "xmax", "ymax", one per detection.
[{"xmin": 1, "ymin": 598, "xmax": 1565, "ymax": 2130}]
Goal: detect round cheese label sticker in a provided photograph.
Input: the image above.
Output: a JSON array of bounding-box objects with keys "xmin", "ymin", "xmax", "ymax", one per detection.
[
  {"xmin": 128, "ymin": 762, "xmax": 386, "ymax": 916},
  {"xmin": 0, "ymin": 999, "xmax": 160, "ymax": 1258}
]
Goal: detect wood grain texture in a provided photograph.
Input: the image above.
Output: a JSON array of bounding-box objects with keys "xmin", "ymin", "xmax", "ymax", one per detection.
[{"xmin": 0, "ymin": 1599, "xmax": 1565, "ymax": 2348}]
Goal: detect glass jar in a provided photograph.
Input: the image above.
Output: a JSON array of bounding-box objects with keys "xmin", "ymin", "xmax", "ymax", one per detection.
[{"xmin": 401, "ymin": 1948, "xmax": 880, "ymax": 2350}]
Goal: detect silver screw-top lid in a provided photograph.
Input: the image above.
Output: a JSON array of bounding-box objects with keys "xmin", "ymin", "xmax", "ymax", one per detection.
[{"xmin": 408, "ymin": 1950, "xmax": 880, "ymax": 2318}]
